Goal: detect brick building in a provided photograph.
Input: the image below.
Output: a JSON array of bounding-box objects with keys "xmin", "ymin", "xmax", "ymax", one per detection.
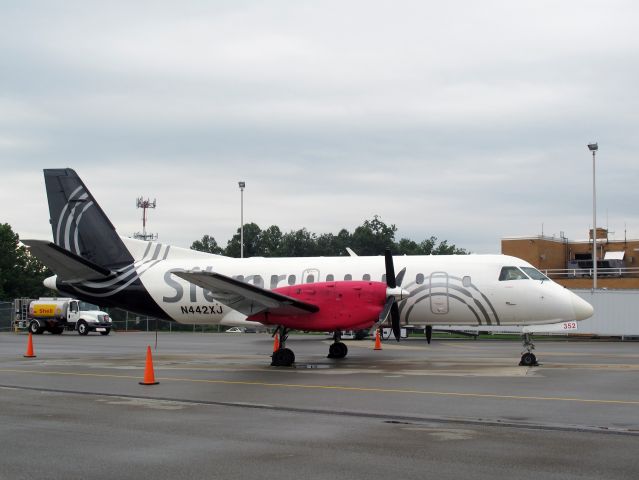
[{"xmin": 501, "ymin": 229, "xmax": 639, "ymax": 289}]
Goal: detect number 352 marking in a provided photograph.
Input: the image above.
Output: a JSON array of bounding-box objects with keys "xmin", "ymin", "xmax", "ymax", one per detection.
[{"xmin": 562, "ymin": 322, "xmax": 578, "ymax": 330}]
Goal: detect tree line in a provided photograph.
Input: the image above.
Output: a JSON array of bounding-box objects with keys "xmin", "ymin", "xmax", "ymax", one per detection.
[{"xmin": 191, "ymin": 215, "xmax": 468, "ymax": 257}]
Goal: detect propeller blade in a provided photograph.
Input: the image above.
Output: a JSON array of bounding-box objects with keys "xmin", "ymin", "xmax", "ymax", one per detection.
[
  {"xmin": 384, "ymin": 248, "xmax": 396, "ymax": 288},
  {"xmin": 391, "ymin": 302, "xmax": 401, "ymax": 342},
  {"xmin": 379, "ymin": 297, "xmax": 394, "ymax": 325},
  {"xmin": 426, "ymin": 325, "xmax": 432, "ymax": 344},
  {"xmin": 395, "ymin": 267, "xmax": 406, "ymax": 288}
]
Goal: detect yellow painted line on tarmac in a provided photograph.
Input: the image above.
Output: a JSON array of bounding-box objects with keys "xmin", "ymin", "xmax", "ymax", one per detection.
[{"xmin": 1, "ymin": 367, "xmax": 639, "ymax": 406}]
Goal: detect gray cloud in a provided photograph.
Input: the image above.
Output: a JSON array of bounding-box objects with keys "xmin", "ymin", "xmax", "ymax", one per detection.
[{"xmin": 2, "ymin": 1, "xmax": 638, "ymax": 254}]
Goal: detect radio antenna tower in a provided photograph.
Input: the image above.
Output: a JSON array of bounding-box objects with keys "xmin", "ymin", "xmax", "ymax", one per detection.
[{"xmin": 133, "ymin": 197, "xmax": 158, "ymax": 241}]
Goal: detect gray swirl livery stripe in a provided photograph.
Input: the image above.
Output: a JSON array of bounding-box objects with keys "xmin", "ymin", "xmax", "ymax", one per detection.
[
  {"xmin": 55, "ymin": 185, "xmax": 83, "ymax": 245},
  {"xmin": 76, "ymin": 244, "xmax": 171, "ymax": 296},
  {"xmin": 64, "ymin": 192, "xmax": 89, "ymax": 252},
  {"xmin": 402, "ymin": 285, "xmax": 488, "ymax": 324},
  {"xmin": 72, "ymin": 200, "xmax": 94, "ymax": 254},
  {"xmin": 399, "ymin": 275, "xmax": 500, "ymax": 326},
  {"xmin": 405, "ymin": 293, "xmax": 483, "ymax": 325}
]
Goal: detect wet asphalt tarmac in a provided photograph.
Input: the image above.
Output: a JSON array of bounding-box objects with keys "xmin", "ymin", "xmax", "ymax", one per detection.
[{"xmin": 1, "ymin": 331, "xmax": 638, "ymax": 479}]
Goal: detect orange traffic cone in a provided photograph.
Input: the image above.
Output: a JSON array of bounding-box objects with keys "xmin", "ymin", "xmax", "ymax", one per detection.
[
  {"xmin": 139, "ymin": 345, "xmax": 159, "ymax": 385},
  {"xmin": 24, "ymin": 332, "xmax": 36, "ymax": 358},
  {"xmin": 272, "ymin": 333, "xmax": 280, "ymax": 352},
  {"xmin": 374, "ymin": 329, "xmax": 382, "ymax": 350}
]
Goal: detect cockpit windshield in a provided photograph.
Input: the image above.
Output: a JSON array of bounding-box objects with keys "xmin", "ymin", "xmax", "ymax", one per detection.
[
  {"xmin": 520, "ymin": 267, "xmax": 549, "ymax": 281},
  {"xmin": 498, "ymin": 266, "xmax": 529, "ymax": 281}
]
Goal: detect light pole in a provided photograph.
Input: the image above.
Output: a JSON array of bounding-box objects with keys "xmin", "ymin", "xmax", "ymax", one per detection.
[
  {"xmin": 238, "ymin": 181, "xmax": 245, "ymax": 258},
  {"xmin": 588, "ymin": 143, "xmax": 598, "ymax": 290}
]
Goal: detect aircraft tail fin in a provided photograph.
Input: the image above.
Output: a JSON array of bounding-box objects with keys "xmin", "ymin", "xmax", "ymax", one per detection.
[{"xmin": 44, "ymin": 168, "xmax": 134, "ymax": 270}]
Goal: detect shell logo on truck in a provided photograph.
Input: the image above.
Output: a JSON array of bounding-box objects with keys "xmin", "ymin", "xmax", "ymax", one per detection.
[{"xmin": 31, "ymin": 304, "xmax": 61, "ymax": 317}]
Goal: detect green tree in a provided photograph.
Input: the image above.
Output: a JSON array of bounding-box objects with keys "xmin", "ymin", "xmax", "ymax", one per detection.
[
  {"xmin": 190, "ymin": 234, "xmax": 223, "ymax": 254},
  {"xmin": 350, "ymin": 215, "xmax": 397, "ymax": 255},
  {"xmin": 259, "ymin": 225, "xmax": 283, "ymax": 257},
  {"xmin": 225, "ymin": 223, "xmax": 263, "ymax": 258},
  {"xmin": 0, "ymin": 223, "xmax": 52, "ymax": 300},
  {"xmin": 277, "ymin": 228, "xmax": 318, "ymax": 257}
]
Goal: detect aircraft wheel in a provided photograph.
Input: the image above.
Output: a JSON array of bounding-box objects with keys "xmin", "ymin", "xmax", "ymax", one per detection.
[
  {"xmin": 328, "ymin": 342, "xmax": 348, "ymax": 359},
  {"xmin": 519, "ymin": 352, "xmax": 538, "ymax": 367},
  {"xmin": 271, "ymin": 348, "xmax": 295, "ymax": 367}
]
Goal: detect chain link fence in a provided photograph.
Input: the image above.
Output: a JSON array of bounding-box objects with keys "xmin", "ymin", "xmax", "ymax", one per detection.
[
  {"xmin": 0, "ymin": 301, "xmax": 14, "ymax": 332},
  {"xmin": 105, "ymin": 307, "xmax": 225, "ymax": 333}
]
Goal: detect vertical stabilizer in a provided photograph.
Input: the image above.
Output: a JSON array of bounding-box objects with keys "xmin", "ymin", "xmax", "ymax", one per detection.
[{"xmin": 44, "ymin": 169, "xmax": 134, "ymax": 270}]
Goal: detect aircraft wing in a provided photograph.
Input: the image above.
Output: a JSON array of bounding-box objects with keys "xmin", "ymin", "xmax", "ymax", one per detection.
[
  {"xmin": 22, "ymin": 239, "xmax": 112, "ymax": 282},
  {"xmin": 173, "ymin": 271, "xmax": 320, "ymax": 317}
]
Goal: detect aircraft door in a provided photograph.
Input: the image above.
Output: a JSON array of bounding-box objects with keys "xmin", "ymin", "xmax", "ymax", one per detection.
[
  {"xmin": 302, "ymin": 268, "xmax": 320, "ymax": 284},
  {"xmin": 429, "ymin": 272, "xmax": 449, "ymax": 314}
]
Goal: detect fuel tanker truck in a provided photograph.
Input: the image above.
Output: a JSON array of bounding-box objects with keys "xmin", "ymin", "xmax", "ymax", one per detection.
[{"xmin": 27, "ymin": 298, "xmax": 112, "ymax": 335}]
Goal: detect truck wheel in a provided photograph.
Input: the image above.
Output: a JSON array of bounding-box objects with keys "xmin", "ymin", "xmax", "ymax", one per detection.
[
  {"xmin": 29, "ymin": 320, "xmax": 44, "ymax": 335},
  {"xmin": 100, "ymin": 328, "xmax": 111, "ymax": 336},
  {"xmin": 77, "ymin": 321, "xmax": 89, "ymax": 336}
]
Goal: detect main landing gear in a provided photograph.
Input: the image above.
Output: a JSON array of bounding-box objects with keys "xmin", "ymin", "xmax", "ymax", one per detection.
[
  {"xmin": 327, "ymin": 331, "xmax": 348, "ymax": 359},
  {"xmin": 270, "ymin": 328, "xmax": 350, "ymax": 366},
  {"xmin": 271, "ymin": 327, "xmax": 295, "ymax": 367},
  {"xmin": 519, "ymin": 333, "xmax": 539, "ymax": 367}
]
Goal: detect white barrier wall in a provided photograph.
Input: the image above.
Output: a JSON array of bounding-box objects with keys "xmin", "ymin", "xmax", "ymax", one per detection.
[{"xmin": 574, "ymin": 289, "xmax": 639, "ymax": 336}]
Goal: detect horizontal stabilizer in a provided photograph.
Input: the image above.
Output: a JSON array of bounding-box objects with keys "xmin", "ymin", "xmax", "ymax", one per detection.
[
  {"xmin": 173, "ymin": 271, "xmax": 319, "ymax": 317},
  {"xmin": 22, "ymin": 239, "xmax": 112, "ymax": 282}
]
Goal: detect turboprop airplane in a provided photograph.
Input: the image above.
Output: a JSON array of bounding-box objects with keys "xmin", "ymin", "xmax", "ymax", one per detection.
[{"xmin": 23, "ymin": 169, "xmax": 594, "ymax": 367}]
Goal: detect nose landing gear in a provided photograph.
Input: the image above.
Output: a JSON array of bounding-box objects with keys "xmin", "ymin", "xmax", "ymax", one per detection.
[{"xmin": 519, "ymin": 333, "xmax": 539, "ymax": 366}]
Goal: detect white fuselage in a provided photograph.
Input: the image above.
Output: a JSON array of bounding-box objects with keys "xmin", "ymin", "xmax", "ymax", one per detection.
[{"xmin": 113, "ymin": 238, "xmax": 593, "ymax": 328}]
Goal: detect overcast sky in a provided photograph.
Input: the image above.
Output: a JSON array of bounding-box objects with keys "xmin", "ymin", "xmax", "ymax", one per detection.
[{"xmin": 2, "ymin": 1, "xmax": 638, "ymax": 254}]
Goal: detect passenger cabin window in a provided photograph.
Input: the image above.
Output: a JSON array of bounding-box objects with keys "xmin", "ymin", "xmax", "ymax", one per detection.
[
  {"xmin": 288, "ymin": 275, "xmax": 296, "ymax": 285},
  {"xmin": 521, "ymin": 267, "xmax": 549, "ymax": 281},
  {"xmin": 462, "ymin": 276, "xmax": 472, "ymax": 287},
  {"xmin": 344, "ymin": 274, "xmax": 352, "ymax": 281},
  {"xmin": 381, "ymin": 274, "xmax": 386, "ymax": 282},
  {"xmin": 326, "ymin": 274, "xmax": 334, "ymax": 281},
  {"xmin": 498, "ymin": 267, "xmax": 529, "ymax": 281},
  {"xmin": 306, "ymin": 274, "xmax": 315, "ymax": 283},
  {"xmin": 362, "ymin": 274, "xmax": 370, "ymax": 281},
  {"xmin": 416, "ymin": 273, "xmax": 424, "ymax": 285}
]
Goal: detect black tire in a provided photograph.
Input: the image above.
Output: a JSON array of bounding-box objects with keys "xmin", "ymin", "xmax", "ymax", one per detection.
[
  {"xmin": 520, "ymin": 352, "xmax": 537, "ymax": 366},
  {"xmin": 77, "ymin": 321, "xmax": 89, "ymax": 336},
  {"xmin": 271, "ymin": 348, "xmax": 295, "ymax": 366},
  {"xmin": 29, "ymin": 320, "xmax": 44, "ymax": 335},
  {"xmin": 100, "ymin": 328, "xmax": 110, "ymax": 336},
  {"xmin": 328, "ymin": 342, "xmax": 348, "ymax": 359}
]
